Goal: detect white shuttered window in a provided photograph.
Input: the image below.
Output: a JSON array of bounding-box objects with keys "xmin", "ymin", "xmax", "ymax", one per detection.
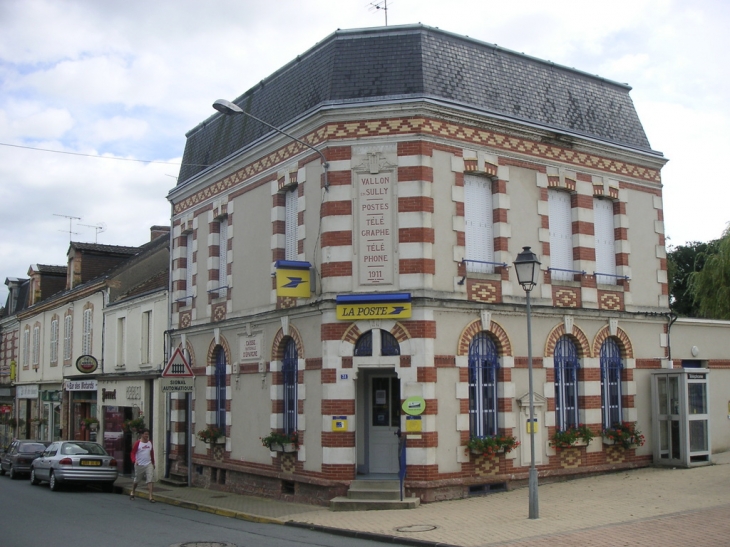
[
  {"xmin": 464, "ymin": 174, "xmax": 494, "ymax": 273},
  {"xmin": 594, "ymin": 198, "xmax": 617, "ymax": 284},
  {"xmin": 548, "ymin": 189, "xmax": 573, "ymax": 281},
  {"xmin": 82, "ymin": 309, "xmax": 92, "ymax": 355},
  {"xmin": 50, "ymin": 319, "xmax": 59, "ymax": 364},
  {"xmin": 63, "ymin": 315, "xmax": 72, "ymax": 361},
  {"xmin": 218, "ymin": 218, "xmax": 228, "ymax": 294},
  {"xmin": 185, "ymin": 232, "xmax": 194, "ymax": 298},
  {"xmin": 285, "ymin": 187, "xmax": 298, "ymax": 260}
]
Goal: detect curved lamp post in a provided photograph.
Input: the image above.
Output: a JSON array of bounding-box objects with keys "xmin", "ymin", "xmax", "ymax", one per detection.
[
  {"xmin": 212, "ymin": 99, "xmax": 329, "ymax": 190},
  {"xmin": 513, "ymin": 246, "xmax": 541, "ymax": 519}
]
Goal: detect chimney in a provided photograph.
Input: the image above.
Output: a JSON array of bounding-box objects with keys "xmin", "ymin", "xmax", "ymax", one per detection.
[{"xmin": 150, "ymin": 225, "xmax": 171, "ymax": 241}]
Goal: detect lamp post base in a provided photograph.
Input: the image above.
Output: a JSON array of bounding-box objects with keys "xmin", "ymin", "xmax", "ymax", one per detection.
[{"xmin": 528, "ymin": 466, "xmax": 539, "ymax": 519}]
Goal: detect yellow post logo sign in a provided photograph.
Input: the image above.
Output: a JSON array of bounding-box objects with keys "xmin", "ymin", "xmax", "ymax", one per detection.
[{"xmin": 275, "ymin": 261, "xmax": 311, "ymax": 298}]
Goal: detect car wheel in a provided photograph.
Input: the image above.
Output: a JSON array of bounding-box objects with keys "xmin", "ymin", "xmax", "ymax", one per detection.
[
  {"xmin": 0, "ymin": 466, "xmax": 6, "ymax": 476},
  {"xmin": 9, "ymin": 466, "xmax": 17, "ymax": 480},
  {"xmin": 102, "ymin": 482, "xmax": 115, "ymax": 493},
  {"xmin": 49, "ymin": 471, "xmax": 60, "ymax": 491},
  {"xmin": 30, "ymin": 469, "xmax": 40, "ymax": 486}
]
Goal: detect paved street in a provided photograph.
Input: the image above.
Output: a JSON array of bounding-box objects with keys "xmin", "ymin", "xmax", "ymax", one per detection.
[{"xmin": 116, "ymin": 452, "xmax": 730, "ymax": 546}]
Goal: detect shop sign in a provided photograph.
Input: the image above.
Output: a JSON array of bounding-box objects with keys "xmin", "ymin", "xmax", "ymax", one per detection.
[
  {"xmin": 336, "ymin": 292, "xmax": 412, "ymax": 320},
  {"xmin": 76, "ymin": 355, "xmax": 98, "ymax": 374},
  {"xmin": 17, "ymin": 385, "xmax": 39, "ymax": 399},
  {"xmin": 66, "ymin": 380, "xmax": 98, "ymax": 391},
  {"xmin": 0, "ymin": 405, "xmax": 12, "ymax": 414}
]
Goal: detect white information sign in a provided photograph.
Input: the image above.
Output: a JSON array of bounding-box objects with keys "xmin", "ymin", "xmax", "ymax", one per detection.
[
  {"xmin": 357, "ymin": 171, "xmax": 394, "ymax": 285},
  {"xmin": 161, "ymin": 377, "xmax": 194, "ymax": 393},
  {"xmin": 240, "ymin": 334, "xmax": 263, "ymax": 362}
]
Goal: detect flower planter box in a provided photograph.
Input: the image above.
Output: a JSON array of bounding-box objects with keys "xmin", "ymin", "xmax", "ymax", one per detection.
[
  {"xmin": 470, "ymin": 447, "xmax": 504, "ymax": 457},
  {"xmin": 603, "ymin": 438, "xmax": 637, "ymax": 449},
  {"xmin": 269, "ymin": 442, "xmax": 297, "ymax": 453},
  {"xmin": 212, "ymin": 437, "xmax": 226, "ymax": 445}
]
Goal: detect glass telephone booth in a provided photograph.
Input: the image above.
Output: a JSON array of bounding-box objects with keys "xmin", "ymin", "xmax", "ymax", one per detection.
[{"xmin": 651, "ymin": 369, "xmax": 711, "ymax": 467}]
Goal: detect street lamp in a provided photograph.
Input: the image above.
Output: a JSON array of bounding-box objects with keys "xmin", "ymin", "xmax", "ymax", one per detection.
[
  {"xmin": 212, "ymin": 99, "xmax": 329, "ymax": 190},
  {"xmin": 513, "ymin": 246, "xmax": 541, "ymax": 519}
]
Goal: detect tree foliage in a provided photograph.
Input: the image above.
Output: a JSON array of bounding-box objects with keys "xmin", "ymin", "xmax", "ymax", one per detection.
[
  {"xmin": 688, "ymin": 228, "xmax": 730, "ymax": 319},
  {"xmin": 667, "ymin": 239, "xmax": 718, "ymax": 316}
]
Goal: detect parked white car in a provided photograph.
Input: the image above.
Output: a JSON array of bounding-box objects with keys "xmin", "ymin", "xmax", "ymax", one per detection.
[{"xmin": 31, "ymin": 441, "xmax": 118, "ymax": 492}]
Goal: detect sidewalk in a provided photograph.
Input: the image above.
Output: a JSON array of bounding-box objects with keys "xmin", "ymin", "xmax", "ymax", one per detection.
[{"xmin": 120, "ymin": 452, "xmax": 730, "ymax": 546}]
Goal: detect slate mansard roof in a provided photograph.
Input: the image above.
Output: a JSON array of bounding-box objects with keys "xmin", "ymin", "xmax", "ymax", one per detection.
[{"xmin": 178, "ymin": 24, "xmax": 657, "ymax": 185}]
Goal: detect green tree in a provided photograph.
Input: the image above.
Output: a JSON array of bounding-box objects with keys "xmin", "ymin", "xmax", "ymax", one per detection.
[
  {"xmin": 688, "ymin": 228, "xmax": 730, "ymax": 319},
  {"xmin": 668, "ymin": 239, "xmax": 717, "ymax": 316}
]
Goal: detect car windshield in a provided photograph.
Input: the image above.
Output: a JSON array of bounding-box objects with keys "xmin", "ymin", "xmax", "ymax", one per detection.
[
  {"xmin": 19, "ymin": 443, "xmax": 47, "ymax": 454},
  {"xmin": 61, "ymin": 442, "xmax": 107, "ymax": 456}
]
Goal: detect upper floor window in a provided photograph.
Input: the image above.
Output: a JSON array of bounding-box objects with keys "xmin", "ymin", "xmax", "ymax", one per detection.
[
  {"xmin": 600, "ymin": 338, "xmax": 623, "ymax": 429},
  {"xmin": 548, "ymin": 189, "xmax": 573, "ymax": 281},
  {"xmin": 22, "ymin": 327, "xmax": 30, "ymax": 367},
  {"xmin": 63, "ymin": 315, "xmax": 72, "ymax": 361},
  {"xmin": 185, "ymin": 232, "xmax": 194, "ymax": 299},
  {"xmin": 282, "ymin": 338, "xmax": 298, "ymax": 435},
  {"xmin": 82, "ymin": 309, "xmax": 92, "ymax": 355},
  {"xmin": 116, "ymin": 317, "xmax": 126, "ymax": 367},
  {"xmin": 554, "ymin": 335, "xmax": 580, "ymax": 430},
  {"xmin": 141, "ymin": 311, "xmax": 152, "ymax": 364},
  {"xmin": 32, "ymin": 326, "xmax": 40, "ymax": 367},
  {"xmin": 285, "ymin": 187, "xmax": 298, "ymax": 260},
  {"xmin": 594, "ymin": 198, "xmax": 617, "ymax": 284},
  {"xmin": 50, "ymin": 319, "xmax": 59, "ymax": 365},
  {"xmin": 468, "ymin": 332, "xmax": 500, "ymax": 437},
  {"xmin": 464, "ymin": 174, "xmax": 494, "ymax": 273},
  {"xmin": 218, "ymin": 218, "xmax": 228, "ymax": 294}
]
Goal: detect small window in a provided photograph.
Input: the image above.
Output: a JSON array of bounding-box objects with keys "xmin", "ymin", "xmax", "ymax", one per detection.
[
  {"xmin": 468, "ymin": 332, "xmax": 500, "ymax": 437},
  {"xmin": 464, "ymin": 174, "xmax": 494, "ymax": 273},
  {"xmin": 549, "ymin": 189, "xmax": 573, "ymax": 281},
  {"xmin": 600, "ymin": 338, "xmax": 623, "ymax": 429},
  {"xmin": 285, "ymin": 187, "xmax": 298, "ymax": 260},
  {"xmin": 554, "ymin": 335, "xmax": 580, "ymax": 430}
]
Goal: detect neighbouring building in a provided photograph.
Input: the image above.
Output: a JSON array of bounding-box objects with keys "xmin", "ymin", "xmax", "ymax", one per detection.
[{"xmin": 11, "ymin": 228, "xmax": 169, "ymax": 476}]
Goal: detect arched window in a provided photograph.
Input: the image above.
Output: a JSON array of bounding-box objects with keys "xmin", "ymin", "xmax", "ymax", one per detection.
[
  {"xmin": 554, "ymin": 335, "xmax": 580, "ymax": 430},
  {"xmin": 381, "ymin": 331, "xmax": 400, "ymax": 356},
  {"xmin": 214, "ymin": 346, "xmax": 226, "ymax": 429},
  {"xmin": 354, "ymin": 331, "xmax": 372, "ymax": 356},
  {"xmin": 353, "ymin": 330, "xmax": 400, "ymax": 357},
  {"xmin": 468, "ymin": 332, "xmax": 499, "ymax": 437},
  {"xmin": 600, "ymin": 338, "xmax": 623, "ymax": 428},
  {"xmin": 282, "ymin": 338, "xmax": 298, "ymax": 435}
]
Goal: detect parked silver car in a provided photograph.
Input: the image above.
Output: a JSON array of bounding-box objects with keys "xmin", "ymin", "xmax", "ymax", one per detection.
[
  {"xmin": 0, "ymin": 440, "xmax": 49, "ymax": 479},
  {"xmin": 30, "ymin": 441, "xmax": 118, "ymax": 492}
]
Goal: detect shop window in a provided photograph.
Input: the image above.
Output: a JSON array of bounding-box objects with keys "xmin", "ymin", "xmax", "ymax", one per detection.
[
  {"xmin": 554, "ymin": 335, "xmax": 580, "ymax": 430},
  {"xmin": 468, "ymin": 332, "xmax": 500, "ymax": 437},
  {"xmin": 282, "ymin": 338, "xmax": 298, "ymax": 435},
  {"xmin": 600, "ymin": 337, "xmax": 622, "ymax": 428}
]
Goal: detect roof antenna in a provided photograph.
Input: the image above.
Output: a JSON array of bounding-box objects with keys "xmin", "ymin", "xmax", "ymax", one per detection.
[
  {"xmin": 54, "ymin": 213, "xmax": 81, "ymax": 241},
  {"xmin": 79, "ymin": 222, "xmax": 106, "ymax": 243},
  {"xmin": 368, "ymin": 0, "xmax": 390, "ymax": 26}
]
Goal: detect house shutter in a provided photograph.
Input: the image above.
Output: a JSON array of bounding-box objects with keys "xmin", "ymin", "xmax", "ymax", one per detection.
[
  {"xmin": 50, "ymin": 319, "xmax": 58, "ymax": 364},
  {"xmin": 64, "ymin": 315, "xmax": 72, "ymax": 360},
  {"xmin": 285, "ymin": 188, "xmax": 298, "ymax": 260},
  {"xmin": 464, "ymin": 174, "xmax": 494, "ymax": 273},
  {"xmin": 593, "ymin": 198, "xmax": 616, "ymax": 284},
  {"xmin": 219, "ymin": 218, "xmax": 228, "ymax": 288},
  {"xmin": 548, "ymin": 189, "xmax": 573, "ymax": 281},
  {"xmin": 185, "ymin": 232, "xmax": 194, "ymax": 298}
]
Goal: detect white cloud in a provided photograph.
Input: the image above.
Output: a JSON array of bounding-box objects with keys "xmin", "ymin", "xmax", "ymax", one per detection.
[{"xmin": 0, "ymin": 0, "xmax": 729, "ymax": 305}]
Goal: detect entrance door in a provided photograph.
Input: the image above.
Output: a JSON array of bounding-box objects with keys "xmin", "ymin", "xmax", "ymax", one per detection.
[{"xmin": 368, "ymin": 375, "xmax": 400, "ymax": 474}]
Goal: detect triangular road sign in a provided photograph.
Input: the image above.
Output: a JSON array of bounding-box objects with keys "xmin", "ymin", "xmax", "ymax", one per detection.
[{"xmin": 162, "ymin": 347, "xmax": 194, "ymax": 378}]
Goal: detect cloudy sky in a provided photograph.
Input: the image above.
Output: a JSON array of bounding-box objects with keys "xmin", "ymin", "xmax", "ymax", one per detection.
[{"xmin": 1, "ymin": 0, "xmax": 728, "ymax": 303}]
